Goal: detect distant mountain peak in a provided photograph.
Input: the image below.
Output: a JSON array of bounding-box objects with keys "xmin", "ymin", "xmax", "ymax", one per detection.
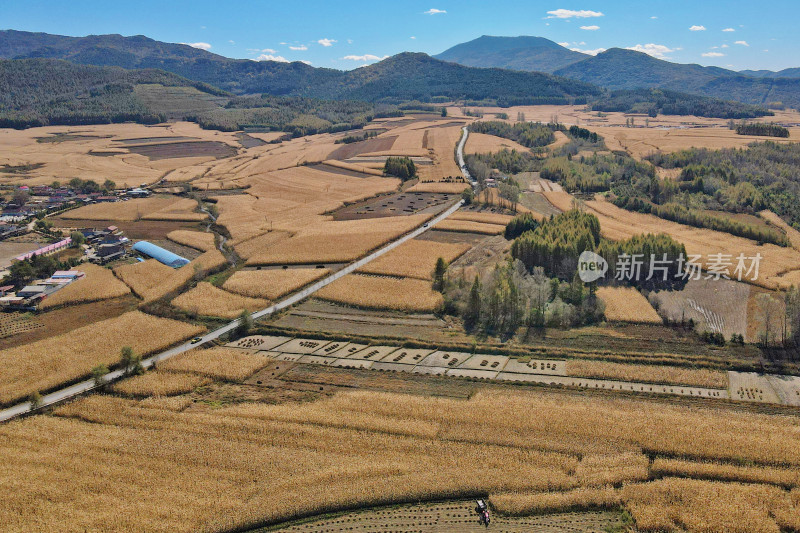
[{"xmin": 434, "ymin": 35, "xmax": 586, "ymax": 73}]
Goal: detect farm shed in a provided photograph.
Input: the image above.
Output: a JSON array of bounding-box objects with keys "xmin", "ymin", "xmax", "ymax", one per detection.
[{"xmin": 132, "ymin": 241, "xmax": 190, "ymax": 268}]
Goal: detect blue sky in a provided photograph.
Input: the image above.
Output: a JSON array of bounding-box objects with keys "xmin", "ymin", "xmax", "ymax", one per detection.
[{"xmin": 2, "ymin": 0, "xmax": 798, "ymax": 71}]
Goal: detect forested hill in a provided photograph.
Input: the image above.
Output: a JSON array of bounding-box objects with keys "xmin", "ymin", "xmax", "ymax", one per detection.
[
  {"xmin": 434, "ymin": 35, "xmax": 587, "ymax": 73},
  {"xmin": 0, "ymin": 30, "xmax": 599, "ymax": 103},
  {"xmin": 0, "ymin": 58, "xmax": 227, "ymax": 128},
  {"xmin": 554, "ymin": 48, "xmax": 800, "ymax": 108}
]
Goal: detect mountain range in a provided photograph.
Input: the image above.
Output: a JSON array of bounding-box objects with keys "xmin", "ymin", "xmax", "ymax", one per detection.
[{"xmin": 436, "ymin": 35, "xmax": 800, "ymax": 108}]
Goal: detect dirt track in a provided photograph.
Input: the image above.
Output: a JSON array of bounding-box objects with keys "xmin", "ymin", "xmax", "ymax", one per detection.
[{"xmin": 267, "ymin": 501, "xmax": 621, "ymax": 532}]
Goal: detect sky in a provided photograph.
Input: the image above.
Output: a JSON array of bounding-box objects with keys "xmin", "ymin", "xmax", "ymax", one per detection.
[{"xmin": 1, "ymin": 0, "xmax": 798, "ymax": 72}]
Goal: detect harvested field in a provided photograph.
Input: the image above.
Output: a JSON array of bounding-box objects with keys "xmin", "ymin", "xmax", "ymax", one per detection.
[
  {"xmin": 233, "ymin": 231, "xmax": 291, "ymax": 261},
  {"xmin": 125, "ymin": 141, "xmax": 237, "ymax": 160},
  {"xmin": 39, "ymin": 264, "xmax": 130, "ymax": 309},
  {"xmin": 327, "ymin": 136, "xmax": 397, "ymax": 160},
  {"xmin": 567, "ymin": 360, "xmax": 728, "ymax": 389},
  {"xmin": 549, "ymin": 131, "xmax": 571, "ymax": 151},
  {"xmin": 160, "ymin": 347, "xmax": 270, "ymax": 381},
  {"xmin": 0, "ymin": 311, "xmax": 204, "ymax": 405},
  {"xmin": 597, "ymin": 287, "xmax": 662, "ymax": 324},
  {"xmin": 166, "ymin": 230, "xmax": 216, "ymax": 252},
  {"xmin": 321, "ymin": 159, "xmax": 384, "ymax": 176},
  {"xmin": 316, "ymin": 274, "xmax": 444, "ymax": 311},
  {"xmin": 651, "ymin": 278, "xmax": 750, "ymax": 340},
  {"xmin": 331, "ymin": 192, "xmax": 452, "ymax": 221},
  {"xmin": 171, "ymin": 282, "xmax": 269, "ymax": 319},
  {"xmin": 435, "ymin": 219, "xmax": 506, "ymax": 235},
  {"xmin": 651, "ymin": 458, "xmax": 800, "ymax": 488},
  {"xmin": 245, "ymin": 214, "xmax": 430, "ymax": 266},
  {"xmin": 464, "ymin": 132, "xmax": 530, "ymax": 155},
  {"xmin": 0, "ymin": 241, "xmax": 45, "ymax": 268},
  {"xmin": 0, "ymin": 312, "xmax": 43, "ymax": 339},
  {"xmin": 450, "ymin": 211, "xmax": 514, "ymax": 226},
  {"xmin": 112, "ymin": 371, "xmax": 210, "ymax": 398},
  {"xmin": 4, "ymin": 387, "xmax": 800, "ymax": 531},
  {"xmin": 58, "ymin": 197, "xmax": 205, "ymax": 222},
  {"xmin": 0, "ymin": 122, "xmax": 240, "ymax": 188},
  {"xmin": 357, "ymin": 239, "xmax": 470, "ymax": 280},
  {"xmin": 223, "ymin": 268, "xmax": 329, "ymax": 300},
  {"xmin": 113, "ymin": 259, "xmax": 174, "ymax": 298}
]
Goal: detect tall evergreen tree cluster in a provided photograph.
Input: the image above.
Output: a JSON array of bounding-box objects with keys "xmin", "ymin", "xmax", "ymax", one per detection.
[{"xmin": 383, "ymin": 156, "xmax": 417, "ymax": 180}]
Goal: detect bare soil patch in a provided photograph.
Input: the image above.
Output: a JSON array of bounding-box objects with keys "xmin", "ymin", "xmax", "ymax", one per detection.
[{"xmin": 125, "ymin": 141, "xmax": 237, "ymax": 160}]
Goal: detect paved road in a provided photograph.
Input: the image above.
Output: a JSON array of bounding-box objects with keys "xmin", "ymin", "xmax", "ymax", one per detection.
[
  {"xmin": 456, "ymin": 126, "xmax": 475, "ymax": 186},
  {"xmin": 0, "ymin": 162, "xmax": 472, "ymax": 422}
]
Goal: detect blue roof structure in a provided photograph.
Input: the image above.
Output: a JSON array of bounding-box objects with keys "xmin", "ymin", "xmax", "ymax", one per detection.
[{"xmin": 132, "ymin": 241, "xmax": 190, "ymax": 268}]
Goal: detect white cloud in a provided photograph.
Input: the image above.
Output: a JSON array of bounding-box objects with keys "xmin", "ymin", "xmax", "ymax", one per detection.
[
  {"xmin": 689, "ymin": 25, "xmax": 707, "ymax": 31},
  {"xmin": 570, "ymin": 47, "xmax": 606, "ymax": 56},
  {"xmin": 289, "ymin": 45, "xmax": 308, "ymax": 51},
  {"xmin": 424, "ymin": 8, "xmax": 446, "ymax": 14},
  {"xmin": 342, "ymin": 54, "xmax": 388, "ymax": 62},
  {"xmin": 256, "ymin": 54, "xmax": 288, "ymax": 62},
  {"xmin": 347, "ymin": 39, "xmax": 353, "ymax": 44},
  {"xmin": 557, "ymin": 41, "xmax": 570, "ymax": 47},
  {"xmin": 228, "ymin": 40, "xmax": 235, "ymax": 45},
  {"xmin": 580, "ymin": 25, "xmax": 600, "ymax": 30},
  {"xmin": 299, "ymin": 60, "xmax": 312, "ymax": 65},
  {"xmin": 735, "ymin": 40, "xmax": 749, "ymax": 46},
  {"xmin": 261, "ymin": 48, "xmax": 277, "ymax": 53},
  {"xmin": 317, "ymin": 38, "xmax": 337, "ymax": 47},
  {"xmin": 722, "ymin": 28, "xmax": 735, "ymax": 32},
  {"xmin": 410, "ymin": 36, "xmax": 416, "ymax": 39},
  {"xmin": 546, "ymin": 9, "xmax": 603, "ymax": 19},
  {"xmin": 181, "ymin": 42, "xmax": 211, "ymax": 50},
  {"xmin": 702, "ymin": 52, "xmax": 725, "ymax": 57},
  {"xmin": 721, "ymin": 44, "xmax": 729, "ymax": 48},
  {"xmin": 650, "ymin": 16, "xmax": 658, "ymax": 19},
  {"xmin": 626, "ymin": 43, "xmax": 674, "ymax": 58}
]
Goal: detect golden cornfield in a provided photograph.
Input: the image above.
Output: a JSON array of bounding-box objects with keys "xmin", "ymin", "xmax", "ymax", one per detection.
[
  {"xmin": 0, "ymin": 311, "xmax": 204, "ymax": 405},
  {"xmin": 464, "ymin": 132, "xmax": 530, "ymax": 155},
  {"xmin": 59, "ymin": 197, "xmax": 205, "ymax": 222},
  {"xmin": 223, "ymin": 268, "xmax": 329, "ymax": 300},
  {"xmin": 596, "ymin": 286, "xmax": 663, "ymax": 324},
  {"xmin": 567, "ymin": 359, "xmax": 729, "ymax": 389},
  {"xmin": 449, "ymin": 211, "xmax": 514, "ymax": 226},
  {"xmin": 171, "ymin": 282, "xmax": 269, "ymax": 319},
  {"xmin": 113, "ymin": 259, "xmax": 174, "ymax": 297},
  {"xmin": 316, "ymin": 274, "xmax": 444, "ymax": 311},
  {"xmin": 1, "ymin": 387, "xmax": 800, "ymax": 531},
  {"xmin": 39, "ymin": 263, "xmax": 130, "ymax": 309},
  {"xmin": 160, "ymin": 347, "xmax": 270, "ymax": 381},
  {"xmin": 112, "ymin": 371, "xmax": 210, "ymax": 397},
  {"xmin": 434, "ymin": 219, "xmax": 506, "ymax": 235},
  {"xmin": 245, "ymin": 215, "xmax": 430, "ymax": 265},
  {"xmin": 139, "ymin": 250, "xmax": 227, "ymax": 303},
  {"xmin": 357, "ymin": 239, "xmax": 469, "ymax": 280},
  {"xmin": 166, "ymin": 230, "xmax": 216, "ymax": 252}
]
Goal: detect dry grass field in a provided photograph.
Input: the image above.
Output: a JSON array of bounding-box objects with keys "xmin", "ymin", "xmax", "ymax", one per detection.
[
  {"xmin": 321, "ymin": 159, "xmax": 384, "ymax": 176},
  {"xmin": 59, "ymin": 197, "xmax": 206, "ymax": 222},
  {"xmin": 357, "ymin": 239, "xmax": 470, "ymax": 280},
  {"xmin": 166, "ymin": 230, "xmax": 216, "ymax": 252},
  {"xmin": 0, "ymin": 311, "xmax": 203, "ymax": 405},
  {"xmin": 160, "ymin": 347, "xmax": 270, "ymax": 381},
  {"xmin": 567, "ymin": 359, "xmax": 728, "ymax": 389},
  {"xmin": 435, "ymin": 219, "xmax": 506, "ymax": 235},
  {"xmin": 245, "ymin": 214, "xmax": 430, "ymax": 265},
  {"xmin": 39, "ymin": 264, "xmax": 130, "ymax": 309},
  {"xmin": 760, "ymin": 210, "xmax": 800, "ymax": 250},
  {"xmin": 222, "ymin": 268, "xmax": 329, "ymax": 300},
  {"xmin": 317, "ymin": 274, "xmax": 444, "ymax": 311},
  {"xmin": 232, "ymin": 231, "xmax": 291, "ymax": 261},
  {"xmin": 2, "ymin": 386, "xmax": 800, "ymax": 531},
  {"xmin": 171, "ymin": 282, "xmax": 269, "ymax": 319},
  {"xmin": 112, "ymin": 371, "xmax": 210, "ymax": 398},
  {"xmin": 596, "ymin": 287, "xmax": 662, "ymax": 324}
]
